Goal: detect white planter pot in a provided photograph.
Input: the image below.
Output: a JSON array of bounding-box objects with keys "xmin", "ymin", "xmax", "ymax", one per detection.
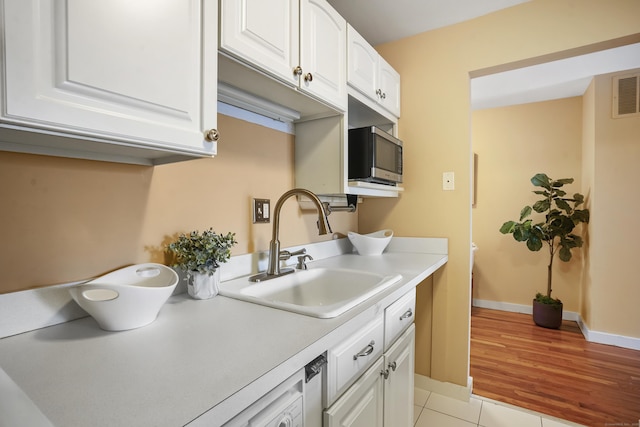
[{"xmin": 187, "ymin": 269, "xmax": 220, "ymax": 300}]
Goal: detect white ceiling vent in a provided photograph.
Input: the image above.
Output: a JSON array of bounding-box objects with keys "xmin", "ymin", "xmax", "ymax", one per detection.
[{"xmin": 613, "ymin": 72, "xmax": 640, "ymax": 118}]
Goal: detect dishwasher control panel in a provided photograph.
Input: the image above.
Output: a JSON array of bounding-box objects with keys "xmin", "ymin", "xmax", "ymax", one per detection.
[
  {"xmin": 264, "ymin": 395, "xmax": 302, "ymax": 427},
  {"xmin": 222, "ymin": 369, "xmax": 304, "ymax": 427}
]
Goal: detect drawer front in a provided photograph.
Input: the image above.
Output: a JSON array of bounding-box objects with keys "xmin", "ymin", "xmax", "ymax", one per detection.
[
  {"xmin": 324, "ymin": 357, "xmax": 384, "ymax": 427},
  {"xmin": 326, "ymin": 314, "xmax": 384, "ymax": 406},
  {"xmin": 384, "ymin": 288, "xmax": 416, "ymax": 350}
]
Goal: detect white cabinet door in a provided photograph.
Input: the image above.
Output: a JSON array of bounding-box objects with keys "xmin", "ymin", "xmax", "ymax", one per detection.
[
  {"xmin": 378, "ymin": 57, "xmax": 401, "ymax": 118},
  {"xmin": 220, "ymin": 0, "xmax": 346, "ymax": 111},
  {"xmin": 383, "ymin": 324, "xmax": 415, "ymax": 427},
  {"xmin": 220, "ymin": 0, "xmax": 299, "ymax": 84},
  {"xmin": 299, "ymin": 0, "xmax": 347, "ymax": 110},
  {"xmin": 1, "ymin": 0, "xmax": 217, "ymax": 157},
  {"xmin": 346, "ymin": 25, "xmax": 378, "ymax": 101},
  {"xmin": 324, "ymin": 358, "xmax": 384, "ymax": 427},
  {"xmin": 346, "ymin": 24, "xmax": 401, "ymax": 118}
]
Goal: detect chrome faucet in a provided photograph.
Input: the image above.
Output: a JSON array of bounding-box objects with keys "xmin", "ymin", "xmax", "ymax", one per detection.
[{"xmin": 250, "ymin": 188, "xmax": 331, "ymax": 282}]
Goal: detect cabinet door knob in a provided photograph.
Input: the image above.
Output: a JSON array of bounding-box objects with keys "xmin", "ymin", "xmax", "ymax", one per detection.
[
  {"xmin": 293, "ymin": 66, "xmax": 303, "ymax": 76},
  {"xmin": 204, "ymin": 129, "xmax": 219, "ymax": 142},
  {"xmin": 388, "ymin": 361, "xmax": 397, "ymax": 372},
  {"xmin": 304, "ymin": 72, "xmax": 313, "ymax": 82},
  {"xmin": 380, "ymin": 368, "xmax": 390, "ymax": 379}
]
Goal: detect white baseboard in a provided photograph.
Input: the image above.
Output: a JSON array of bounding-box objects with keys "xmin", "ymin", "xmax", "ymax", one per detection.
[
  {"xmin": 575, "ymin": 316, "xmax": 640, "ymax": 351},
  {"xmin": 472, "ymin": 299, "xmax": 580, "ymax": 321},
  {"xmin": 473, "ymin": 299, "xmax": 640, "ymax": 351},
  {"xmin": 414, "ymin": 373, "xmax": 473, "ymax": 402}
]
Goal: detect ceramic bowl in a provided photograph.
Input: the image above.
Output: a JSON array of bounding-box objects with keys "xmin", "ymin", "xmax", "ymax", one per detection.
[
  {"xmin": 348, "ymin": 229, "xmax": 393, "ymax": 256},
  {"xmin": 69, "ymin": 263, "xmax": 178, "ymax": 331}
]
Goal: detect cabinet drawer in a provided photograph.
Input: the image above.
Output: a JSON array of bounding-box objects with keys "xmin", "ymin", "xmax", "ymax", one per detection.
[
  {"xmin": 384, "ymin": 288, "xmax": 416, "ymax": 350},
  {"xmin": 326, "ymin": 314, "xmax": 384, "ymax": 406},
  {"xmin": 324, "ymin": 357, "xmax": 384, "ymax": 427}
]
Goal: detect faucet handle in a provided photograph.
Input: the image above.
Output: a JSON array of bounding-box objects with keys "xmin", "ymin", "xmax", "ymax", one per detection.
[{"xmin": 279, "ymin": 248, "xmax": 306, "ymax": 260}]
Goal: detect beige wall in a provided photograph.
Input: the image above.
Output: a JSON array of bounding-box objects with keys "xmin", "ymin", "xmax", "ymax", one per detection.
[
  {"xmin": 586, "ymin": 71, "xmax": 640, "ymax": 337},
  {"xmin": 362, "ymin": 0, "xmax": 640, "ymax": 387},
  {"xmin": 0, "ymin": 114, "xmax": 358, "ymax": 293},
  {"xmin": 472, "ymin": 97, "xmax": 584, "ymax": 311}
]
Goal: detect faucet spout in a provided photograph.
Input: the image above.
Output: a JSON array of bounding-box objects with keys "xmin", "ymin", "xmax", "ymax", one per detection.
[{"xmin": 250, "ymin": 188, "xmax": 331, "ymax": 281}]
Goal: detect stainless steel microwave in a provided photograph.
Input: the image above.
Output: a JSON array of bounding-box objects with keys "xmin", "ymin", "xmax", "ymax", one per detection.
[{"xmin": 348, "ymin": 126, "xmax": 403, "ymax": 185}]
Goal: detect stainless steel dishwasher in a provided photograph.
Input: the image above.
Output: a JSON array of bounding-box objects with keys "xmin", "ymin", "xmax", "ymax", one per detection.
[{"xmin": 223, "ymin": 354, "xmax": 326, "ymax": 427}]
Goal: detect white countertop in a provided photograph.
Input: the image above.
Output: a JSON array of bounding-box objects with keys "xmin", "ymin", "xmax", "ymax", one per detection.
[{"xmin": 0, "ymin": 238, "xmax": 447, "ymax": 427}]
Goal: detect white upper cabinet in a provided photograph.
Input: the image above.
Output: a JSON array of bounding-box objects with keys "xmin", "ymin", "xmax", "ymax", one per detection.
[
  {"xmin": 220, "ymin": 0, "xmax": 347, "ymax": 112},
  {"xmin": 377, "ymin": 57, "xmax": 401, "ymax": 117},
  {"xmin": 347, "ymin": 27, "xmax": 379, "ymax": 102},
  {"xmin": 0, "ymin": 0, "xmax": 218, "ymax": 165},
  {"xmin": 347, "ymin": 25, "xmax": 400, "ymax": 117},
  {"xmin": 220, "ymin": 0, "xmax": 299, "ymax": 84},
  {"xmin": 299, "ymin": 0, "xmax": 347, "ymax": 110}
]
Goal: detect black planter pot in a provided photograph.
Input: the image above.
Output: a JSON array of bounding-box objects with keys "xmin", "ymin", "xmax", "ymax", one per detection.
[{"xmin": 532, "ymin": 299, "xmax": 563, "ymax": 329}]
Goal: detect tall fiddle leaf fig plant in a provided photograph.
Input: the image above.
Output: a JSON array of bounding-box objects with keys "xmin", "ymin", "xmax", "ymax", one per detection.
[{"xmin": 499, "ymin": 173, "xmax": 590, "ymax": 304}]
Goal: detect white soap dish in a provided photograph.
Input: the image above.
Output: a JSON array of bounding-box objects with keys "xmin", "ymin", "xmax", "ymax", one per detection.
[
  {"xmin": 348, "ymin": 229, "xmax": 393, "ymax": 256},
  {"xmin": 69, "ymin": 263, "xmax": 178, "ymax": 331}
]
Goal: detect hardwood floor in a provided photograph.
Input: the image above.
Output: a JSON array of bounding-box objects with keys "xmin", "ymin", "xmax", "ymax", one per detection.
[{"xmin": 470, "ymin": 307, "xmax": 640, "ymax": 426}]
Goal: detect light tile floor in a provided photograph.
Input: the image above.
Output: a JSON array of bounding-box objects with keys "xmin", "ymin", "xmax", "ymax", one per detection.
[{"xmin": 414, "ymin": 388, "xmax": 587, "ymax": 427}]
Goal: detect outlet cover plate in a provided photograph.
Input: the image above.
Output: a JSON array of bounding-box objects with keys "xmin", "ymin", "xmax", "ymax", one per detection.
[{"xmin": 443, "ymin": 172, "xmax": 455, "ymax": 190}]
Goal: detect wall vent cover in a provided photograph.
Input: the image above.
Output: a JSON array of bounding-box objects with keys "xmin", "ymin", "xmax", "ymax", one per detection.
[{"xmin": 613, "ymin": 73, "xmax": 640, "ymax": 118}]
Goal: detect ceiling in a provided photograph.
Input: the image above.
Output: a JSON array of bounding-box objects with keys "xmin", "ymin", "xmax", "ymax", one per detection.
[
  {"xmin": 471, "ymin": 43, "xmax": 640, "ymax": 110},
  {"xmin": 327, "ymin": 0, "xmax": 640, "ymax": 109},
  {"xmin": 326, "ymin": 0, "xmax": 529, "ymax": 46}
]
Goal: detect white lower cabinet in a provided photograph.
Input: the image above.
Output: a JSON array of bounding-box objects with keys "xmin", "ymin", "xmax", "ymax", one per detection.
[
  {"xmin": 384, "ymin": 288, "xmax": 416, "ymax": 351},
  {"xmin": 325, "ymin": 314, "xmax": 384, "ymax": 406},
  {"xmin": 324, "ymin": 315, "xmax": 416, "ymax": 427},
  {"xmin": 323, "ymin": 289, "xmax": 415, "ymax": 427},
  {"xmin": 324, "ymin": 357, "xmax": 385, "ymax": 427},
  {"xmin": 382, "ymin": 324, "xmax": 415, "ymax": 427}
]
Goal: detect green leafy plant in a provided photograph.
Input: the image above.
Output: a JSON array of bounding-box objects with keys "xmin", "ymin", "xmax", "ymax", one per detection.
[
  {"xmin": 499, "ymin": 173, "xmax": 590, "ymax": 304},
  {"xmin": 167, "ymin": 228, "xmax": 237, "ymax": 279}
]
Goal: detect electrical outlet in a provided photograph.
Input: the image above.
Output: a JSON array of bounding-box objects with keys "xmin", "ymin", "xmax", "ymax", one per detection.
[
  {"xmin": 253, "ymin": 199, "xmax": 270, "ymax": 223},
  {"xmin": 443, "ymin": 172, "xmax": 455, "ymax": 190}
]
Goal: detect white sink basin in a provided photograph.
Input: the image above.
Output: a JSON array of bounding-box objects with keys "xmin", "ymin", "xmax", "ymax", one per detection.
[{"xmin": 219, "ymin": 268, "xmax": 402, "ymax": 318}]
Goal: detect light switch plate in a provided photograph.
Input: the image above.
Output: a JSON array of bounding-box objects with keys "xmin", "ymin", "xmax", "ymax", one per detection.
[
  {"xmin": 443, "ymin": 172, "xmax": 455, "ymax": 190},
  {"xmin": 253, "ymin": 198, "xmax": 270, "ymax": 223}
]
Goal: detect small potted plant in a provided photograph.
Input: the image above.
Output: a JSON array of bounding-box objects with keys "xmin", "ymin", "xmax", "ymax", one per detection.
[
  {"xmin": 167, "ymin": 228, "xmax": 237, "ymax": 299},
  {"xmin": 499, "ymin": 173, "xmax": 590, "ymax": 328}
]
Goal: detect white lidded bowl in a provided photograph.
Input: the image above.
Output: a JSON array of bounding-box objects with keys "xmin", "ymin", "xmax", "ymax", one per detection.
[
  {"xmin": 68, "ymin": 263, "xmax": 178, "ymax": 331},
  {"xmin": 348, "ymin": 229, "xmax": 393, "ymax": 256}
]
